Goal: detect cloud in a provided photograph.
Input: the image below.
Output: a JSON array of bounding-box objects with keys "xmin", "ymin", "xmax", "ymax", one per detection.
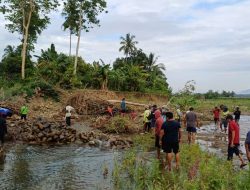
[{"xmin": 0, "ymin": 0, "xmax": 250, "ymax": 92}]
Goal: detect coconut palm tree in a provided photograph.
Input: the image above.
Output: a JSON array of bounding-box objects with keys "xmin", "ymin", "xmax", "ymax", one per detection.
[
  {"xmin": 145, "ymin": 53, "xmax": 166, "ymax": 77},
  {"xmin": 119, "ymin": 33, "xmax": 138, "ymax": 58}
]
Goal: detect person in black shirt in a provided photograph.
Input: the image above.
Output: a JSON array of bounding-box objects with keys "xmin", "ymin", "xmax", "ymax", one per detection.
[
  {"xmin": 160, "ymin": 112, "xmax": 182, "ymax": 171},
  {"xmin": 234, "ymin": 106, "xmax": 241, "ymax": 123}
]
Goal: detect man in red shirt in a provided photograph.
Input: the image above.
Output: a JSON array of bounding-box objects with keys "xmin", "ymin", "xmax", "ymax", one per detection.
[
  {"xmin": 212, "ymin": 106, "xmax": 220, "ymax": 129},
  {"xmin": 226, "ymin": 115, "xmax": 246, "ymax": 168},
  {"xmin": 154, "ymin": 109, "xmax": 164, "ymax": 159}
]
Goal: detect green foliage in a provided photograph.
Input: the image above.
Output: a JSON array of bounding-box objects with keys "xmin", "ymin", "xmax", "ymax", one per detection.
[
  {"xmin": 63, "ymin": 0, "xmax": 107, "ymax": 33},
  {"xmin": 102, "ymin": 116, "xmax": 138, "ymax": 134},
  {"xmin": 204, "ymin": 90, "xmax": 236, "ymax": 99},
  {"xmin": 0, "ymin": 45, "xmax": 34, "ymax": 81},
  {"xmin": 0, "ymin": 0, "xmax": 59, "ymax": 44},
  {"xmin": 119, "ymin": 33, "xmax": 138, "ymax": 57},
  {"xmin": 172, "ymin": 80, "xmax": 197, "ymax": 110},
  {"xmin": 113, "ymin": 135, "xmax": 250, "ymax": 190},
  {"xmin": 0, "ymin": 36, "xmax": 170, "ymax": 98}
]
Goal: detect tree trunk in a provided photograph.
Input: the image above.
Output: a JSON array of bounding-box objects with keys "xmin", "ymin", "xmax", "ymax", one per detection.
[
  {"xmin": 21, "ymin": 28, "xmax": 29, "ymax": 79},
  {"xmin": 73, "ymin": 11, "xmax": 83, "ymax": 76},
  {"xmin": 69, "ymin": 30, "xmax": 72, "ymax": 57},
  {"xmin": 21, "ymin": 0, "xmax": 33, "ymax": 80}
]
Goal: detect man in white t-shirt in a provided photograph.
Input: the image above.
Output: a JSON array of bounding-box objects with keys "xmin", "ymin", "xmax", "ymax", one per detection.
[{"xmin": 66, "ymin": 105, "xmax": 74, "ymax": 113}]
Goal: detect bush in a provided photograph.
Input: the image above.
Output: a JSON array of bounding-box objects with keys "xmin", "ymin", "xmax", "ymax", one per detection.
[{"xmin": 102, "ymin": 116, "xmax": 139, "ymax": 134}]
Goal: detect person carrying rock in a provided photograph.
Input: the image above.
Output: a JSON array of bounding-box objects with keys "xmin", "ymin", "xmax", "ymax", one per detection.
[
  {"xmin": 0, "ymin": 113, "xmax": 7, "ymax": 151},
  {"xmin": 20, "ymin": 104, "xmax": 28, "ymax": 121},
  {"xmin": 66, "ymin": 105, "xmax": 74, "ymax": 113},
  {"xmin": 65, "ymin": 110, "xmax": 71, "ymax": 127}
]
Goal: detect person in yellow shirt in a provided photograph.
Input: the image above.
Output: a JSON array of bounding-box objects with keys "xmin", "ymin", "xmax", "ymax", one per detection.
[
  {"xmin": 143, "ymin": 106, "xmax": 151, "ymax": 132},
  {"xmin": 20, "ymin": 104, "xmax": 28, "ymax": 121}
]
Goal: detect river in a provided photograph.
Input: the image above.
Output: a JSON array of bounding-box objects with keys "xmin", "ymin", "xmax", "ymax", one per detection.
[
  {"xmin": 1, "ymin": 116, "xmax": 249, "ymax": 189},
  {"xmin": 0, "ymin": 145, "xmax": 121, "ymax": 190},
  {"xmin": 197, "ymin": 115, "xmax": 250, "ymax": 156}
]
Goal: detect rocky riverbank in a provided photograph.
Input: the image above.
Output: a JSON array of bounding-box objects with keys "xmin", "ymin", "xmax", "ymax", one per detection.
[{"xmin": 5, "ymin": 114, "xmax": 135, "ymax": 150}]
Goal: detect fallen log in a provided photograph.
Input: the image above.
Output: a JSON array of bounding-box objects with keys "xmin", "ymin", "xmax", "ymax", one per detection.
[{"xmin": 107, "ymin": 100, "xmax": 147, "ymax": 107}]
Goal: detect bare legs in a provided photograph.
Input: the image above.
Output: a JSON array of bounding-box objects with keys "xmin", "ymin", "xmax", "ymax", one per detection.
[
  {"xmin": 188, "ymin": 132, "xmax": 196, "ymax": 144},
  {"xmin": 166, "ymin": 153, "xmax": 180, "ymax": 171}
]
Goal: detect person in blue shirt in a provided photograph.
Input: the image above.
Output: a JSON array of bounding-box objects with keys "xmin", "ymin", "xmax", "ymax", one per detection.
[{"xmin": 120, "ymin": 98, "xmax": 126, "ymax": 117}]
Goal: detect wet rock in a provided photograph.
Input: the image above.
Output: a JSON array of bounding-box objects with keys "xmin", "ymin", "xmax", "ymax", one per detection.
[{"xmin": 89, "ymin": 141, "xmax": 95, "ymax": 146}]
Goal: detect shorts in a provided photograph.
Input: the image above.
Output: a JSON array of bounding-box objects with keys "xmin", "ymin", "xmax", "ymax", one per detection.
[
  {"xmin": 151, "ymin": 121, "xmax": 156, "ymax": 128},
  {"xmin": 21, "ymin": 114, "xmax": 27, "ymax": 120},
  {"xmin": 66, "ymin": 117, "xmax": 71, "ymax": 126},
  {"xmin": 247, "ymin": 143, "xmax": 250, "ymax": 152},
  {"xmin": 221, "ymin": 119, "xmax": 228, "ymax": 128},
  {"xmin": 214, "ymin": 118, "xmax": 219, "ymax": 123},
  {"xmin": 121, "ymin": 109, "xmax": 126, "ymax": 113},
  {"xmin": 144, "ymin": 122, "xmax": 151, "ymax": 132},
  {"xmin": 227, "ymin": 144, "xmax": 240, "ymax": 160},
  {"xmin": 187, "ymin": 126, "xmax": 196, "ymax": 133},
  {"xmin": 163, "ymin": 142, "xmax": 179, "ymax": 154},
  {"xmin": 155, "ymin": 135, "xmax": 160, "ymax": 148}
]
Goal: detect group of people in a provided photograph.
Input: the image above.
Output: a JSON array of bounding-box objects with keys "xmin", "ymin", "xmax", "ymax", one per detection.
[
  {"xmin": 143, "ymin": 105, "xmax": 199, "ymax": 171},
  {"xmin": 143, "ymin": 103, "xmax": 250, "ymax": 171},
  {"xmin": 212, "ymin": 105, "xmax": 249, "ymax": 168}
]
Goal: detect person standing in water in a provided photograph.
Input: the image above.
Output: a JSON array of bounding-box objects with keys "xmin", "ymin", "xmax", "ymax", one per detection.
[
  {"xmin": 185, "ymin": 107, "xmax": 198, "ymax": 144},
  {"xmin": 226, "ymin": 115, "xmax": 247, "ymax": 168},
  {"xmin": 220, "ymin": 106, "xmax": 229, "ymax": 133},
  {"xmin": 212, "ymin": 106, "xmax": 220, "ymax": 130},
  {"xmin": 234, "ymin": 106, "xmax": 241, "ymax": 124}
]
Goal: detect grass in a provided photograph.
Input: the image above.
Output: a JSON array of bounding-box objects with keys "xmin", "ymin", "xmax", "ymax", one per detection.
[
  {"xmin": 196, "ymin": 98, "xmax": 250, "ymax": 114},
  {"xmin": 112, "ymin": 134, "xmax": 250, "ymax": 190}
]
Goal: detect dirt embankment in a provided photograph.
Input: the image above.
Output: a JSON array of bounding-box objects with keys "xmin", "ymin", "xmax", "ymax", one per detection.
[{"xmin": 1, "ymin": 90, "xmax": 167, "ymax": 149}]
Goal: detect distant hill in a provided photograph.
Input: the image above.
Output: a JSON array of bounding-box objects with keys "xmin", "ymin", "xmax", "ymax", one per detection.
[{"xmin": 239, "ymin": 89, "xmax": 250, "ymax": 95}]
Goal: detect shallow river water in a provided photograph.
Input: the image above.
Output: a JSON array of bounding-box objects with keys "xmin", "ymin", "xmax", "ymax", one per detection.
[
  {"xmin": 1, "ymin": 116, "xmax": 249, "ymax": 190},
  {"xmin": 197, "ymin": 115, "xmax": 250, "ymax": 156},
  {"xmin": 0, "ymin": 145, "xmax": 121, "ymax": 190}
]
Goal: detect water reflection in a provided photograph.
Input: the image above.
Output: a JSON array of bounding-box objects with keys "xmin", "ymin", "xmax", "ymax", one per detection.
[
  {"xmin": 0, "ymin": 145, "xmax": 121, "ymax": 190},
  {"xmin": 197, "ymin": 115, "xmax": 250, "ymax": 156}
]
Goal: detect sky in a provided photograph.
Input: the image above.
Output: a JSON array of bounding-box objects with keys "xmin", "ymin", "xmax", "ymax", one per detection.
[{"xmin": 0, "ymin": 0, "xmax": 250, "ymax": 93}]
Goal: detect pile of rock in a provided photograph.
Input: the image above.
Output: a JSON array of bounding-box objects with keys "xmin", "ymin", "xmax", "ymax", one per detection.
[
  {"xmin": 6, "ymin": 115, "xmax": 134, "ymax": 149},
  {"xmin": 8, "ymin": 116, "xmax": 77, "ymax": 144},
  {"xmin": 78, "ymin": 131, "xmax": 133, "ymax": 149}
]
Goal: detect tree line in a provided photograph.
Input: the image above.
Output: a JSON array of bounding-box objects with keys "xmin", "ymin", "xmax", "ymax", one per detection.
[
  {"xmin": 196, "ymin": 90, "xmax": 236, "ymax": 99},
  {"xmin": 0, "ymin": 0, "xmax": 170, "ymax": 97}
]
